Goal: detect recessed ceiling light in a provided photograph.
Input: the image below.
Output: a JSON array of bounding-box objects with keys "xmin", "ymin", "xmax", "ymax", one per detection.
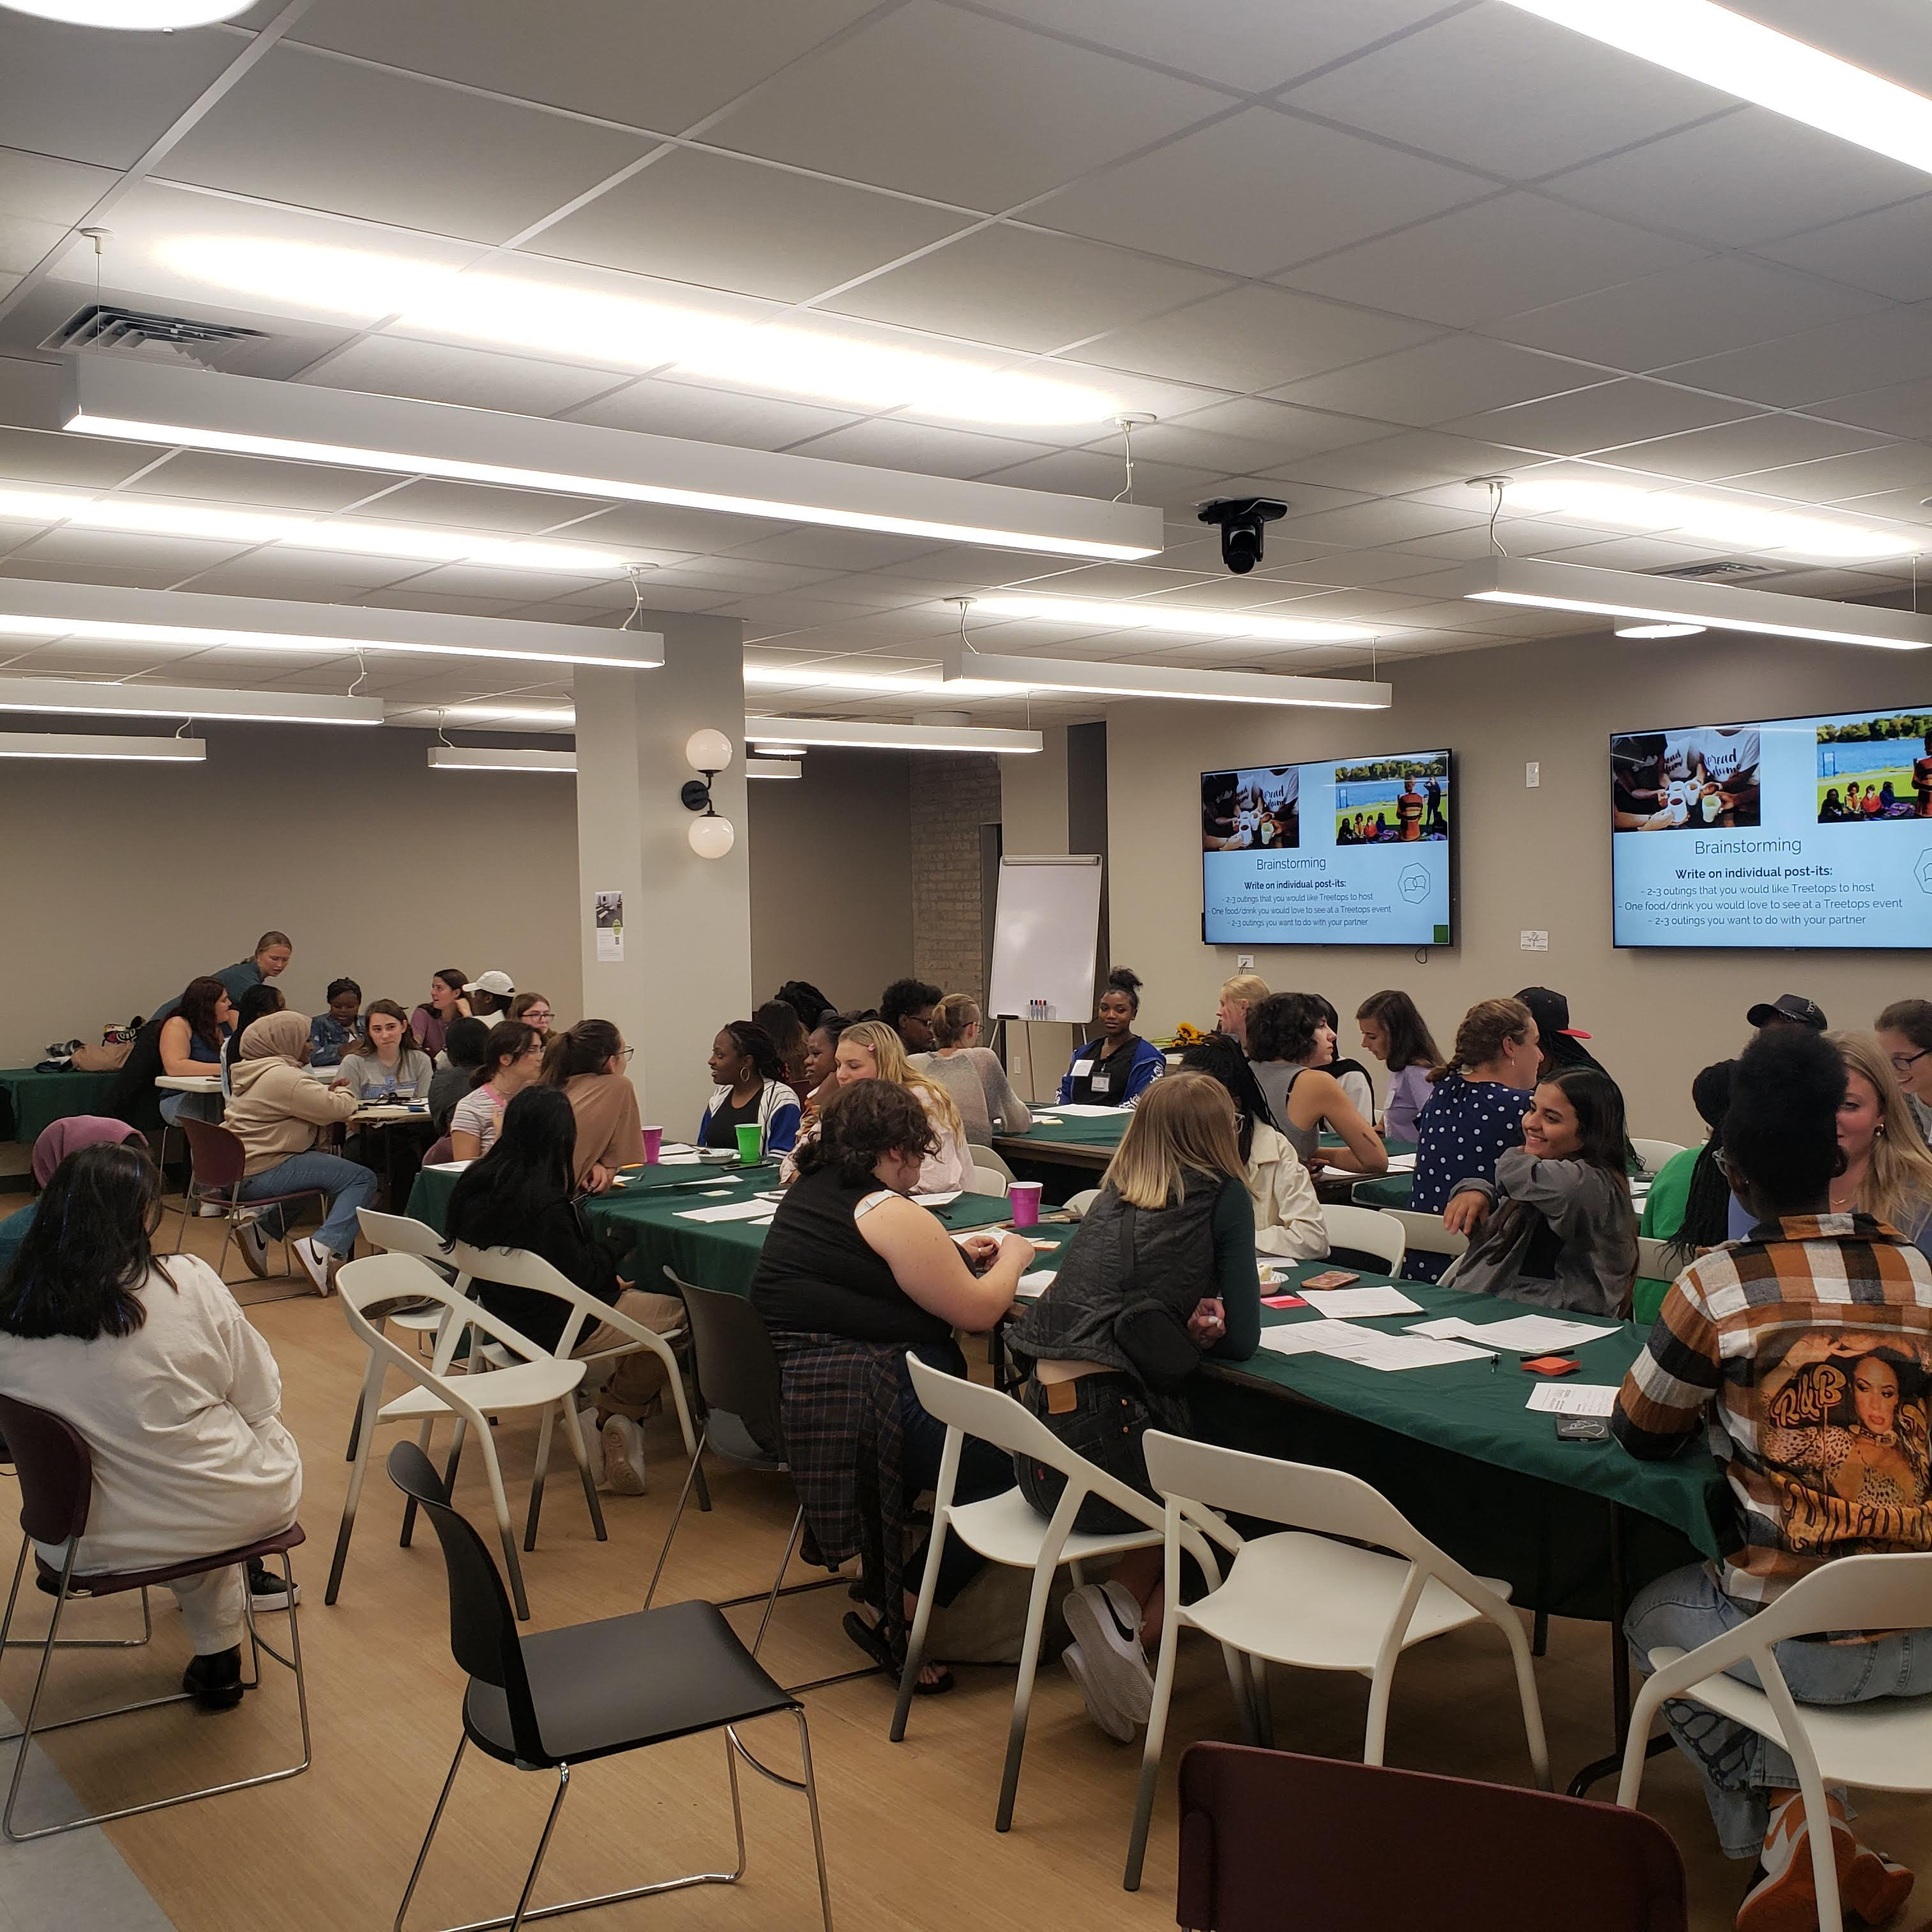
[
  {"xmin": 746, "ymin": 742, "xmax": 809, "ymax": 758},
  {"xmin": 964, "ymin": 594, "xmax": 1381, "ymax": 644},
  {"xmin": 1498, "ymin": 0, "xmax": 1932, "ymax": 176},
  {"xmin": 65, "ymin": 360, "xmax": 1161, "ymax": 563},
  {"xmin": 0, "ymin": 730, "xmax": 204, "ymax": 760},
  {"xmin": 1614, "ymin": 622, "xmax": 1706, "ymax": 640},
  {"xmin": 746, "ymin": 714, "xmax": 1042, "ymax": 753},
  {"xmin": 3, "ymin": 1, "xmax": 247, "ymax": 24},
  {"xmin": 0, "ymin": 678, "xmax": 383, "ymax": 726},
  {"xmin": 0, "ymin": 485, "xmax": 638, "ymax": 574},
  {"xmin": 940, "ymin": 650, "xmax": 1390, "ymax": 708},
  {"xmin": 1501, "ymin": 477, "xmax": 1916, "ymax": 560},
  {"xmin": 157, "ymin": 238, "xmax": 1121, "ymax": 427}
]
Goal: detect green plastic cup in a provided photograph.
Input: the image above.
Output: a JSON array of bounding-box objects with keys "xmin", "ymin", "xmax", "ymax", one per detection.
[{"xmin": 735, "ymin": 1122, "xmax": 763, "ymax": 1164}]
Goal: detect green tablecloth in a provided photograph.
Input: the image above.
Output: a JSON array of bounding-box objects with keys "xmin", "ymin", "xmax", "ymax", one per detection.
[
  {"xmin": 0, "ymin": 1066, "xmax": 124, "ymax": 1147},
  {"xmin": 1006, "ymin": 1110, "xmax": 1131, "ymax": 1147}
]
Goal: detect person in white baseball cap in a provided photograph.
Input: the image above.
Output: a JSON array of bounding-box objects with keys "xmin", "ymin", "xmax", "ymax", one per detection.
[{"xmin": 463, "ymin": 970, "xmax": 516, "ymax": 1018}]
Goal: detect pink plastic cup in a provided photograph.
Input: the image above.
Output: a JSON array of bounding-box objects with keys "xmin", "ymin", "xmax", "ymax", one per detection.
[
  {"xmin": 1009, "ymin": 1181, "xmax": 1043, "ymax": 1228},
  {"xmin": 641, "ymin": 1126, "xmax": 663, "ymax": 1164}
]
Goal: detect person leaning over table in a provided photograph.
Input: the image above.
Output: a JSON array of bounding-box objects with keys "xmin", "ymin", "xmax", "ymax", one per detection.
[
  {"xmin": 449, "ymin": 1020, "xmax": 544, "ymax": 1162},
  {"xmin": 1243, "ymin": 991, "xmax": 1386, "ymax": 1182},
  {"xmin": 410, "ymin": 969, "xmax": 469, "ymax": 1060},
  {"xmin": 1354, "ymin": 988, "xmax": 1441, "ymax": 1143},
  {"xmin": 1438, "ymin": 1066, "xmax": 1637, "ymax": 1317},
  {"xmin": 1059, "ymin": 965, "xmax": 1166, "ymax": 1108},
  {"xmin": 910, "ymin": 993, "xmax": 1034, "ymax": 1148},
  {"xmin": 221, "ymin": 1011, "xmax": 374, "ymax": 1296},
  {"xmin": 157, "ymin": 975, "xmax": 233, "ymax": 1127},
  {"xmin": 540, "ymin": 1018, "xmax": 643, "ymax": 1193},
  {"xmin": 1179, "ymin": 1034, "xmax": 1325, "ymax": 1261},
  {"xmin": 749, "ymin": 1078, "xmax": 1032, "ymax": 1694},
  {"xmin": 0, "ymin": 1116, "xmax": 145, "ymax": 1278},
  {"xmin": 447, "ymin": 1085, "xmax": 685, "ymax": 1500},
  {"xmin": 211, "ymin": 931, "xmax": 291, "ymax": 1008},
  {"xmin": 1006, "ymin": 1073, "xmax": 1261, "ymax": 1742},
  {"xmin": 1614, "ymin": 1026, "xmax": 1931, "ymax": 1932}
]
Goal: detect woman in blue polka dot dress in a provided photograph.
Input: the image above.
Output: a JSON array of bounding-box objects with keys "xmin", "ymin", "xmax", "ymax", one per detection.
[{"xmin": 1407, "ymin": 997, "xmax": 1542, "ymax": 1282}]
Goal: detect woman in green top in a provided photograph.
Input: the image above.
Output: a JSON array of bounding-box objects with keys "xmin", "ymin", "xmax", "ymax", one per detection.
[{"xmin": 1634, "ymin": 1060, "xmax": 1735, "ymax": 1321}]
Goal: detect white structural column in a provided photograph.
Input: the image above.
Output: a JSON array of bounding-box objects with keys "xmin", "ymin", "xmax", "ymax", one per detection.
[{"xmin": 574, "ymin": 612, "xmax": 750, "ymax": 1138}]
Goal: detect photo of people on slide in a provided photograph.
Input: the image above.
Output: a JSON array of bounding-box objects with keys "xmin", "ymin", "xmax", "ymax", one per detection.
[
  {"xmin": 1332, "ymin": 754, "xmax": 1448, "ymax": 845},
  {"xmin": 1201, "ymin": 765, "xmax": 1300, "ymax": 851},
  {"xmin": 1816, "ymin": 711, "xmax": 1932, "ymax": 822},
  {"xmin": 1610, "ymin": 724, "xmax": 1762, "ymax": 832}
]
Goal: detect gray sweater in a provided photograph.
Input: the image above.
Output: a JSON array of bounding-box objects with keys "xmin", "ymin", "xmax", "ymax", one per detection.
[
  {"xmin": 1439, "ymin": 1147, "xmax": 1637, "ymax": 1317},
  {"xmin": 909, "ymin": 1048, "xmax": 1033, "ymax": 1147}
]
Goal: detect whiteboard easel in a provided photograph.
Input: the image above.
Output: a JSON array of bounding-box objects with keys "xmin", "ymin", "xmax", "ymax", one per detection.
[{"xmin": 989, "ymin": 856, "xmax": 1102, "ymax": 1100}]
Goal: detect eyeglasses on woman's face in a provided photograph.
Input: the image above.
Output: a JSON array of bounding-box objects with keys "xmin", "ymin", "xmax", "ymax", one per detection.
[{"xmin": 1890, "ymin": 1047, "xmax": 1928, "ymax": 1073}]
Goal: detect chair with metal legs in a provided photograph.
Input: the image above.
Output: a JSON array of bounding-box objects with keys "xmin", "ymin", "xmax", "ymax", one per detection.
[
  {"xmin": 347, "ymin": 1208, "xmax": 468, "ymax": 1462},
  {"xmin": 386, "ymin": 1440, "xmax": 834, "ymax": 1932},
  {"xmin": 0, "ymin": 1392, "xmax": 310, "ymax": 1841},
  {"xmin": 172, "ymin": 1116, "xmax": 326, "ymax": 1285}
]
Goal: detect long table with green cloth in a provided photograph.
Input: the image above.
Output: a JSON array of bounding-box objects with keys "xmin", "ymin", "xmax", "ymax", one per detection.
[{"xmin": 0, "ymin": 1066, "xmax": 123, "ymax": 1147}]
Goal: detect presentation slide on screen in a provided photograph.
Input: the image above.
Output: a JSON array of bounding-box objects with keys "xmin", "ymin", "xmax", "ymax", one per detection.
[
  {"xmin": 1200, "ymin": 752, "xmax": 1452, "ymax": 947},
  {"xmin": 1611, "ymin": 706, "xmax": 1932, "ymax": 949}
]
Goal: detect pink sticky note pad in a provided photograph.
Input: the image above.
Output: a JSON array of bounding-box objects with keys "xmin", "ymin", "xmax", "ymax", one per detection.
[{"xmin": 1262, "ymin": 1294, "xmax": 1307, "ymax": 1310}]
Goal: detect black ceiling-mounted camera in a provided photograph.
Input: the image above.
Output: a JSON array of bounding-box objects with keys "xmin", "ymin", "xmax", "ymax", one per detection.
[{"xmin": 1197, "ymin": 496, "xmax": 1287, "ymax": 574}]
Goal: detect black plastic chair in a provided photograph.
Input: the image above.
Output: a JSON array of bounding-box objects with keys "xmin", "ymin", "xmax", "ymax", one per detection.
[
  {"xmin": 645, "ymin": 1269, "xmax": 845, "ymax": 1657},
  {"xmin": 386, "ymin": 1441, "xmax": 832, "ymax": 1932}
]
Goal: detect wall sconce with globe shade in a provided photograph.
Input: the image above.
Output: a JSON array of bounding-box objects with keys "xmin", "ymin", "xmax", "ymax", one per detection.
[{"xmin": 681, "ymin": 727, "xmax": 736, "ymax": 858}]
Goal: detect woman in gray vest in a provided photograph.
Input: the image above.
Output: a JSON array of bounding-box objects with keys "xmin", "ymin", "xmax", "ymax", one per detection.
[{"xmin": 1005, "ymin": 1074, "xmax": 1261, "ymax": 1742}]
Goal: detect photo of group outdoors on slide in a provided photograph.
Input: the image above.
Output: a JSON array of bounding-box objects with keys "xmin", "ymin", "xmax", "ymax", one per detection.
[
  {"xmin": 1200, "ymin": 765, "xmax": 1300, "ymax": 850},
  {"xmin": 1333, "ymin": 753, "xmax": 1448, "ymax": 844},
  {"xmin": 1816, "ymin": 710, "xmax": 1932, "ymax": 822},
  {"xmin": 1610, "ymin": 723, "xmax": 1763, "ymax": 832}
]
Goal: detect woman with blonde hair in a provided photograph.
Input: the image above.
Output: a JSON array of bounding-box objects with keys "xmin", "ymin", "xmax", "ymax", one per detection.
[
  {"xmin": 1829, "ymin": 1033, "xmax": 1932, "ymax": 1262},
  {"xmin": 791, "ymin": 1020, "xmax": 971, "ymax": 1192},
  {"xmin": 910, "ymin": 993, "xmax": 1033, "ymax": 1147},
  {"xmin": 1215, "ymin": 972, "xmax": 1269, "ymax": 1051},
  {"xmin": 1005, "ymin": 1073, "xmax": 1261, "ymax": 1740}
]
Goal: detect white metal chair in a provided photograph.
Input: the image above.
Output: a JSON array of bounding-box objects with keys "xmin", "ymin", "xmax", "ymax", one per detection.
[
  {"xmin": 970, "ymin": 1164, "xmax": 1011, "ymax": 1199},
  {"xmin": 1629, "ymin": 1138, "xmax": 1688, "ymax": 1179},
  {"xmin": 348, "ymin": 1209, "xmax": 468, "ymax": 1459},
  {"xmin": 1125, "ymin": 1430, "xmax": 1550, "ymax": 1890},
  {"xmin": 448, "ymin": 1240, "xmax": 702, "ymax": 1549},
  {"xmin": 1064, "ymin": 1188, "xmax": 1102, "ymax": 1218},
  {"xmin": 1319, "ymin": 1202, "xmax": 1406, "ymax": 1274},
  {"xmin": 974, "ymin": 1144, "xmax": 1016, "ymax": 1183},
  {"xmin": 1618, "ymin": 1552, "xmax": 1932, "ymax": 1929},
  {"xmin": 326, "ymin": 1254, "xmax": 597, "ymax": 1621},
  {"xmin": 892, "ymin": 1354, "xmax": 1222, "ymax": 1832},
  {"xmin": 1383, "ymin": 1207, "xmax": 1468, "ymax": 1265}
]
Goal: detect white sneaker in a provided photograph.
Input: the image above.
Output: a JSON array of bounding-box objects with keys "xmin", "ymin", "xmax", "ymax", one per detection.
[
  {"xmin": 291, "ymin": 1237, "xmax": 336, "ymax": 1296},
  {"xmin": 1061, "ymin": 1581, "xmax": 1153, "ymax": 1736},
  {"xmin": 1061, "ymin": 1641, "xmax": 1135, "ymax": 1742},
  {"xmin": 197, "ymin": 1200, "xmax": 226, "ymax": 1218},
  {"xmin": 600, "ymin": 1414, "xmax": 648, "ymax": 1495},
  {"xmin": 236, "ymin": 1217, "xmax": 272, "ymax": 1278}
]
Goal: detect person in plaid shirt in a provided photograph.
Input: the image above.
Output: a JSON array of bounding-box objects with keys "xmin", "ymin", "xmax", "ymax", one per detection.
[{"xmin": 1614, "ymin": 1027, "xmax": 1932, "ymax": 1932}]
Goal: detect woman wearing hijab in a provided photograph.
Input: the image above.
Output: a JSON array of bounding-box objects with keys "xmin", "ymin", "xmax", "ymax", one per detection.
[
  {"xmin": 222, "ymin": 1011, "xmax": 375, "ymax": 1294},
  {"xmin": 0, "ymin": 1116, "xmax": 146, "ymax": 1276}
]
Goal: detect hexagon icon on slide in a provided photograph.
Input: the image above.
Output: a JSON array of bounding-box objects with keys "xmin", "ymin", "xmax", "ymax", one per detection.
[
  {"xmin": 1916, "ymin": 847, "xmax": 1932, "ymax": 895},
  {"xmin": 1399, "ymin": 863, "xmax": 1429, "ymax": 903}
]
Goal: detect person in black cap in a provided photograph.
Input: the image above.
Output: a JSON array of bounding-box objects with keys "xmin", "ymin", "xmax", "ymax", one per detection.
[
  {"xmin": 1747, "ymin": 993, "xmax": 1828, "ymax": 1036},
  {"xmin": 1515, "ymin": 986, "xmax": 1609, "ymax": 1083}
]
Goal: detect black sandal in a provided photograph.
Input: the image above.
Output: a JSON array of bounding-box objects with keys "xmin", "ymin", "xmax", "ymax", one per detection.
[{"xmin": 841, "ymin": 1610, "xmax": 954, "ymax": 1695}]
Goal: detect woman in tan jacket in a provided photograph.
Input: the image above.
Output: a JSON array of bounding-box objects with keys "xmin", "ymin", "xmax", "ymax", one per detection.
[
  {"xmin": 224, "ymin": 1010, "xmax": 376, "ymax": 1292},
  {"xmin": 540, "ymin": 1018, "xmax": 644, "ymax": 1193}
]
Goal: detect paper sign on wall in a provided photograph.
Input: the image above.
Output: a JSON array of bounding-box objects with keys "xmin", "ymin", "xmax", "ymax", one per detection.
[{"xmin": 595, "ymin": 890, "xmax": 624, "ymax": 962}]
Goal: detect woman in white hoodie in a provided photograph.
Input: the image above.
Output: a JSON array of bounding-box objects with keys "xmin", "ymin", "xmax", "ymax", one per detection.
[
  {"xmin": 222, "ymin": 1010, "xmax": 374, "ymax": 1293},
  {"xmin": 1179, "ymin": 1035, "xmax": 1327, "ymax": 1260}
]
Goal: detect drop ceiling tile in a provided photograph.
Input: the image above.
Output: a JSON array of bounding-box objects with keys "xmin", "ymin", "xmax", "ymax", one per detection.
[
  {"xmin": 648, "ymin": 557, "xmax": 848, "ymax": 594},
  {"xmin": 1068, "ymin": 284, "xmax": 1438, "ymax": 393},
  {"xmin": 1800, "ymin": 377, "xmax": 1932, "ymax": 441},
  {"xmin": 725, "ymin": 531, "xmax": 946, "ymax": 572},
  {"xmin": 3, "ymin": 528, "xmax": 244, "ymax": 577},
  {"xmin": 1446, "ymin": 380, "xmax": 1759, "ymax": 457},
  {"xmin": 1752, "ymin": 195, "xmax": 1932, "ymax": 303},
  {"xmin": 123, "ymin": 451, "xmax": 405, "ymax": 514},
  {"xmin": 1265, "ymin": 335, "xmax": 1607, "ymax": 428},
  {"xmin": 0, "ymin": 425, "xmax": 162, "ymax": 489},
  {"xmin": 1282, "ymin": 5, "xmax": 1732, "ymax": 180},
  {"xmin": 309, "ymin": 336, "xmax": 625, "ymax": 415},
  {"xmin": 827, "ymin": 226, "xmax": 1233, "ymax": 353},
  {"xmin": 707, "ymin": 2, "xmax": 1228, "ymax": 210},
  {"xmin": 783, "ymin": 418, "xmax": 1059, "ymax": 479},
  {"xmin": 1662, "ymin": 307, "xmax": 1932, "ymax": 409},
  {"xmin": 969, "ymin": 448, "xmax": 1227, "ymax": 509},
  {"xmin": 1032, "ymin": 107, "xmax": 1492, "ymax": 279},
  {"xmin": 533, "ymin": 148, "xmax": 971, "ymax": 304},
  {"xmin": 1100, "ymin": 401, "xmax": 1389, "ymax": 475},
  {"xmin": 1278, "ymin": 193, "xmax": 1705, "ymax": 328},
  {"xmin": 1257, "ymin": 548, "xmax": 1448, "ymax": 588},
  {"xmin": 566, "ymin": 378, "xmax": 861, "ymax": 450},
  {"xmin": 385, "ymin": 564, "xmax": 607, "ymax": 602},
  {"xmin": 160, "ymin": 46, "xmax": 652, "ymax": 243},
  {"xmin": 1268, "ymin": 429, "xmax": 1530, "ymax": 496},
  {"xmin": 1547, "ymin": 109, "xmax": 1932, "ymax": 250},
  {"xmin": 962, "ymin": 0, "xmax": 1458, "ymax": 93},
  {"xmin": 544, "ymin": 502, "xmax": 791, "ymax": 550},
  {"xmin": 0, "ymin": 150, "xmax": 115, "ymax": 277},
  {"xmin": 291, "ymin": 0, "xmax": 881, "ymax": 130},
  {"xmin": 1528, "ymin": 532, "xmax": 1763, "ymax": 572},
  {"xmin": 0, "ymin": 19, "xmax": 240, "ymax": 170},
  {"xmin": 1272, "ymin": 499, "xmax": 1487, "ymax": 547},
  {"xmin": 1585, "ymin": 414, "xmax": 1896, "ymax": 482},
  {"xmin": 166, "ymin": 550, "xmax": 434, "ymax": 595},
  {"xmin": 355, "ymin": 480, "xmax": 618, "ymax": 533},
  {"xmin": 1715, "ymin": 445, "xmax": 1932, "ymax": 504},
  {"xmin": 0, "ymin": 641, "xmax": 204, "ymax": 675},
  {"xmin": 1488, "ymin": 255, "xmax": 1889, "ymax": 373}
]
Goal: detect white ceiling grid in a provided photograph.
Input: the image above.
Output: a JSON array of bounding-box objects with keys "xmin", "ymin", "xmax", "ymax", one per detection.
[{"xmin": 0, "ymin": 0, "xmax": 1923, "ymax": 729}]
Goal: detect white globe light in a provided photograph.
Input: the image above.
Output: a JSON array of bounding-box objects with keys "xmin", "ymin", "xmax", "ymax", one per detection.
[
  {"xmin": 3, "ymin": 0, "xmax": 252, "ymax": 24},
  {"xmin": 684, "ymin": 727, "xmax": 733, "ymax": 773},
  {"xmin": 687, "ymin": 814, "xmax": 736, "ymax": 860}
]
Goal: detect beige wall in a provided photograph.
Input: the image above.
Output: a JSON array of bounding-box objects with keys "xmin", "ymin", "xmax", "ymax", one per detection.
[{"xmin": 1102, "ymin": 627, "xmax": 1931, "ymax": 1143}]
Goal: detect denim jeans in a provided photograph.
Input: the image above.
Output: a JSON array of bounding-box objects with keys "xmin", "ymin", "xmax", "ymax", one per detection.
[
  {"xmin": 159, "ymin": 1090, "xmax": 222, "ymax": 1126},
  {"xmin": 237, "ymin": 1151, "xmax": 378, "ymax": 1259},
  {"xmin": 1625, "ymin": 1561, "xmax": 1932, "ymax": 1859}
]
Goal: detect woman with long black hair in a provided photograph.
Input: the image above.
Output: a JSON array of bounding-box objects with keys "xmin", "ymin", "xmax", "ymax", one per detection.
[
  {"xmin": 1641, "ymin": 1060, "xmax": 1737, "ymax": 1268},
  {"xmin": 1355, "ymin": 988, "xmax": 1441, "ymax": 1143},
  {"xmin": 0, "ymin": 1142, "xmax": 302, "ymax": 1709}
]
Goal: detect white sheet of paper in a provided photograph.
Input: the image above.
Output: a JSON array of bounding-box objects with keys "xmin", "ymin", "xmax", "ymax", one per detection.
[
  {"xmin": 1259, "ymin": 1321, "xmax": 1491, "ymax": 1371},
  {"xmin": 1298, "ymin": 1285, "xmax": 1424, "ymax": 1319},
  {"xmin": 914, "ymin": 1189, "xmax": 962, "ymax": 1207},
  {"xmin": 1526, "ymin": 1383, "xmax": 1620, "ymax": 1417},
  {"xmin": 1257, "ymin": 1323, "xmax": 1341, "ymax": 1357},
  {"xmin": 424, "ymin": 1160, "xmax": 473, "ymax": 1172},
  {"xmin": 1409, "ymin": 1313, "xmax": 1621, "ymax": 1353},
  {"xmin": 1030, "ymin": 1116, "xmax": 1064, "ymax": 1126},
  {"xmin": 1381, "ymin": 1153, "xmax": 1417, "ymax": 1172},
  {"xmin": 1016, "ymin": 1269, "xmax": 1056, "ymax": 1298},
  {"xmin": 677, "ymin": 1198, "xmax": 781, "ymax": 1223},
  {"xmin": 1051, "ymin": 1103, "xmax": 1125, "ymax": 1117}
]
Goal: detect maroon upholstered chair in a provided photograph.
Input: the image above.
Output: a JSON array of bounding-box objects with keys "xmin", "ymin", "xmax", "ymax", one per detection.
[
  {"xmin": 1174, "ymin": 1744, "xmax": 1687, "ymax": 1932},
  {"xmin": 172, "ymin": 1116, "xmax": 327, "ymax": 1283},
  {"xmin": 0, "ymin": 1392, "xmax": 310, "ymax": 1840}
]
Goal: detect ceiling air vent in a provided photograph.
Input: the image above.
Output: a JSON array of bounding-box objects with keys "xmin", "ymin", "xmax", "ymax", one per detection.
[
  {"xmin": 1650, "ymin": 558, "xmax": 1786, "ymax": 583},
  {"xmin": 40, "ymin": 304, "xmax": 267, "ymax": 367}
]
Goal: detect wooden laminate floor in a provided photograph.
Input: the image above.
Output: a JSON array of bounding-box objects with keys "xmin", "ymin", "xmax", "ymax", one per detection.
[{"xmin": 2, "ymin": 1211, "xmax": 1928, "ymax": 1931}]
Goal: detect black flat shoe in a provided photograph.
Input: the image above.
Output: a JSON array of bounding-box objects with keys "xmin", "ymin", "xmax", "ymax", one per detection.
[
  {"xmin": 182, "ymin": 1646, "xmax": 245, "ymax": 1712},
  {"xmin": 841, "ymin": 1610, "xmax": 954, "ymax": 1695}
]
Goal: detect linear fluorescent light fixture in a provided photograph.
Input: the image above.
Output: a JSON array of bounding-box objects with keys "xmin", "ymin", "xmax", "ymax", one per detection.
[
  {"xmin": 1453, "ymin": 556, "xmax": 1932, "ymax": 650},
  {"xmin": 0, "ymin": 731, "xmax": 204, "ymax": 760},
  {"xmin": 0, "ymin": 677, "xmax": 383, "ymax": 726},
  {"xmin": 428, "ymin": 746, "xmax": 577, "ymax": 774},
  {"xmin": 747, "ymin": 715, "xmax": 1043, "ymax": 754},
  {"xmin": 1497, "ymin": 1, "xmax": 1932, "ymax": 176},
  {"xmin": 0, "ymin": 576, "xmax": 663, "ymax": 671},
  {"xmin": 742, "ymin": 662, "xmax": 1030, "ymax": 698},
  {"xmin": 965, "ymin": 594, "xmax": 1380, "ymax": 645},
  {"xmin": 747, "ymin": 758, "xmax": 802, "ymax": 779},
  {"xmin": 940, "ymin": 650, "xmax": 1390, "ymax": 708},
  {"xmin": 63, "ymin": 361, "xmax": 1162, "ymax": 564}
]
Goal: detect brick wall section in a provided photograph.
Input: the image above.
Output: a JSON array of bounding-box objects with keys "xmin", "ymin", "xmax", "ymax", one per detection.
[{"xmin": 908, "ymin": 751, "xmax": 1001, "ymax": 1000}]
